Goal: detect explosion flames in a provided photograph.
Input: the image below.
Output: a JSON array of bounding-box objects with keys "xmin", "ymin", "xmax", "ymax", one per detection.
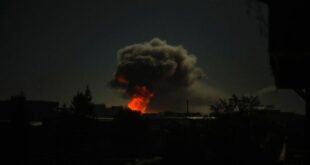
[
  {"xmin": 115, "ymin": 75, "xmax": 154, "ymax": 113},
  {"xmin": 128, "ymin": 86, "xmax": 154, "ymax": 113}
]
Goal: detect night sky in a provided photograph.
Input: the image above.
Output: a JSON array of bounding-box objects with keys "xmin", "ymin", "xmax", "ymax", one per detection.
[{"xmin": 0, "ymin": 0, "xmax": 304, "ymax": 113}]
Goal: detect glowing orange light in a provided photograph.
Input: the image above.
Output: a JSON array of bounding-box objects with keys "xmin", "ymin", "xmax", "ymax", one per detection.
[
  {"xmin": 128, "ymin": 86, "xmax": 154, "ymax": 113},
  {"xmin": 116, "ymin": 75, "xmax": 129, "ymax": 85}
]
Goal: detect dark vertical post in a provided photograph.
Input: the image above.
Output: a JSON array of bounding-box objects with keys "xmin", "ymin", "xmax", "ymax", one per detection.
[
  {"xmin": 306, "ymin": 88, "xmax": 310, "ymax": 164},
  {"xmin": 186, "ymin": 99, "xmax": 189, "ymax": 115}
]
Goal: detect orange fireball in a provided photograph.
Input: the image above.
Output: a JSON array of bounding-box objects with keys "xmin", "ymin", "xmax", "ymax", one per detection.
[{"xmin": 128, "ymin": 86, "xmax": 154, "ymax": 113}]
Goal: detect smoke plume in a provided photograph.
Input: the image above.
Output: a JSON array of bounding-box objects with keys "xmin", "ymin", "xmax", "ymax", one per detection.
[
  {"xmin": 255, "ymin": 85, "xmax": 277, "ymax": 97},
  {"xmin": 110, "ymin": 38, "xmax": 222, "ymax": 113}
]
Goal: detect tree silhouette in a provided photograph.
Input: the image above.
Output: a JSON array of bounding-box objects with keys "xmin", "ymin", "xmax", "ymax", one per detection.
[
  {"xmin": 210, "ymin": 98, "xmax": 227, "ymax": 114},
  {"xmin": 239, "ymin": 95, "xmax": 261, "ymax": 112},
  {"xmin": 71, "ymin": 86, "xmax": 94, "ymax": 117},
  {"xmin": 10, "ymin": 91, "xmax": 27, "ymax": 124},
  {"xmin": 210, "ymin": 94, "xmax": 273, "ymax": 115}
]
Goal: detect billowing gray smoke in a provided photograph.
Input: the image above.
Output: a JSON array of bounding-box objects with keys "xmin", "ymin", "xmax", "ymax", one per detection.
[{"xmin": 110, "ymin": 38, "xmax": 223, "ymax": 112}]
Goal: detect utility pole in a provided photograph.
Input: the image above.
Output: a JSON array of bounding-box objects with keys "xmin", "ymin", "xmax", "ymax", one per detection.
[
  {"xmin": 306, "ymin": 88, "xmax": 310, "ymax": 164},
  {"xmin": 186, "ymin": 99, "xmax": 189, "ymax": 115}
]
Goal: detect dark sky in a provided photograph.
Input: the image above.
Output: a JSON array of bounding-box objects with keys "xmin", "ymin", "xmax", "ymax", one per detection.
[{"xmin": 0, "ymin": 0, "xmax": 304, "ymax": 113}]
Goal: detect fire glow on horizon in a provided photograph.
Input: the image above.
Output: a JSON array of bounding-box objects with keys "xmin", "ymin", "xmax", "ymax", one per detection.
[
  {"xmin": 116, "ymin": 75, "xmax": 154, "ymax": 113},
  {"xmin": 128, "ymin": 86, "xmax": 154, "ymax": 113}
]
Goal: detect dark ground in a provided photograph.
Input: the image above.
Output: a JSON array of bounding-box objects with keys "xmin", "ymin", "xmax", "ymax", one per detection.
[{"xmin": 0, "ymin": 109, "xmax": 306, "ymax": 165}]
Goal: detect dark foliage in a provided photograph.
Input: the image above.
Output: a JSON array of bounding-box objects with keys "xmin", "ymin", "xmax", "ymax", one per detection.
[
  {"xmin": 210, "ymin": 94, "xmax": 275, "ymax": 115},
  {"xmin": 71, "ymin": 86, "xmax": 94, "ymax": 117}
]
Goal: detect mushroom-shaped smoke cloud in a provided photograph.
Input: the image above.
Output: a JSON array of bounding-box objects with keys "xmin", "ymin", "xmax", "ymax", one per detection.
[{"xmin": 110, "ymin": 38, "xmax": 222, "ymax": 113}]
